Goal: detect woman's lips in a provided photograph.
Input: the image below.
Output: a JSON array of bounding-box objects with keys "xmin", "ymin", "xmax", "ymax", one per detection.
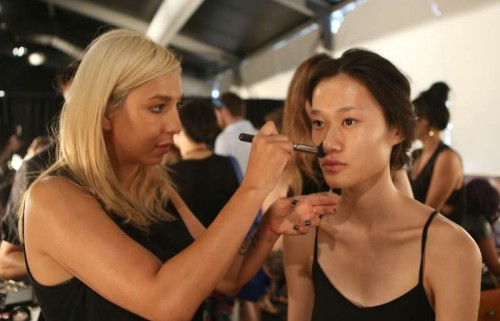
[{"xmin": 321, "ymin": 160, "xmax": 346, "ymax": 174}]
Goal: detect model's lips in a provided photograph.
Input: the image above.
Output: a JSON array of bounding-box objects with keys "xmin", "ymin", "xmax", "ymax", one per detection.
[{"xmin": 321, "ymin": 159, "xmax": 346, "ymax": 174}]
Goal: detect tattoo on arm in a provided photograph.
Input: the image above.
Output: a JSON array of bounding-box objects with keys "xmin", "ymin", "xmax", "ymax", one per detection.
[{"xmin": 238, "ymin": 230, "xmax": 259, "ymax": 255}]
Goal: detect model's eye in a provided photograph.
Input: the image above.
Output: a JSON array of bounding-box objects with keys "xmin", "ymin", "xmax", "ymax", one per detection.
[
  {"xmin": 343, "ymin": 118, "xmax": 356, "ymax": 126},
  {"xmin": 150, "ymin": 104, "xmax": 165, "ymax": 113},
  {"xmin": 312, "ymin": 120, "xmax": 324, "ymax": 129}
]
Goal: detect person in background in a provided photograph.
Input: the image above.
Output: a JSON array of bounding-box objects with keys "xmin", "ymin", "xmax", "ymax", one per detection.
[
  {"xmin": 214, "ymin": 92, "xmax": 258, "ymax": 175},
  {"xmin": 409, "ymin": 82, "xmax": 465, "ymax": 224},
  {"xmin": 283, "ymin": 49, "xmax": 480, "ymax": 321},
  {"xmin": 19, "ymin": 29, "xmax": 336, "ymax": 321},
  {"xmin": 169, "ymin": 99, "xmax": 241, "ymax": 321},
  {"xmin": 25, "ymin": 136, "xmax": 51, "ymax": 159},
  {"xmin": 462, "ymin": 178, "xmax": 500, "ymax": 289},
  {"xmin": 170, "ymin": 99, "xmax": 239, "ymax": 228},
  {"xmin": 0, "ymin": 124, "xmax": 23, "ymax": 215},
  {"xmin": 0, "ymin": 60, "xmax": 79, "ymax": 282}
]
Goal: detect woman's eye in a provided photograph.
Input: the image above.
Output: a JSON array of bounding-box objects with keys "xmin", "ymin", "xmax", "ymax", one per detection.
[
  {"xmin": 343, "ymin": 118, "xmax": 356, "ymax": 126},
  {"xmin": 312, "ymin": 120, "xmax": 324, "ymax": 128},
  {"xmin": 176, "ymin": 99, "xmax": 184, "ymax": 109},
  {"xmin": 150, "ymin": 104, "xmax": 165, "ymax": 113}
]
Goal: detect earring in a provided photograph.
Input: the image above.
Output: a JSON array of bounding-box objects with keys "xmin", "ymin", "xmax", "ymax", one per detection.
[{"xmin": 428, "ymin": 130, "xmax": 435, "ymax": 137}]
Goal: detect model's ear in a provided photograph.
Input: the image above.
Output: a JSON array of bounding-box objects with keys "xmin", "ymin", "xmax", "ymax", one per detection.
[{"xmin": 390, "ymin": 127, "xmax": 405, "ymax": 146}]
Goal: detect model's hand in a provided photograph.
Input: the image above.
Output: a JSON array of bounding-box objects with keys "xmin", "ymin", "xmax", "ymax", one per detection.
[
  {"xmin": 241, "ymin": 121, "xmax": 293, "ymax": 195},
  {"xmin": 264, "ymin": 192, "xmax": 339, "ymax": 235}
]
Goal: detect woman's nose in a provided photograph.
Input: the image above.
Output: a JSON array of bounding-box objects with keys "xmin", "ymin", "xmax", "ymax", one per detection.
[
  {"xmin": 164, "ymin": 107, "xmax": 182, "ymax": 135},
  {"xmin": 322, "ymin": 127, "xmax": 343, "ymax": 154}
]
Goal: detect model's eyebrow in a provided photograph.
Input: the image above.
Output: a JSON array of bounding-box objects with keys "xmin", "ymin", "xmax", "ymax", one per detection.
[{"xmin": 310, "ymin": 106, "xmax": 357, "ymax": 115}]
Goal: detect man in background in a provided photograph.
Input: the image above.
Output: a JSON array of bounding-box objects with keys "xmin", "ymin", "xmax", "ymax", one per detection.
[{"xmin": 214, "ymin": 92, "xmax": 257, "ymax": 175}]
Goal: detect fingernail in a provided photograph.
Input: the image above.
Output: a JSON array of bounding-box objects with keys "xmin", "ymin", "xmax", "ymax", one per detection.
[
  {"xmin": 293, "ymin": 225, "xmax": 300, "ymax": 231},
  {"xmin": 291, "ymin": 199, "xmax": 299, "ymax": 206},
  {"xmin": 305, "ymin": 220, "xmax": 312, "ymax": 226}
]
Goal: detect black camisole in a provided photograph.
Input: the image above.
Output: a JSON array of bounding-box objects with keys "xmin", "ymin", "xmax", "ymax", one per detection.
[
  {"xmin": 24, "ymin": 195, "xmax": 203, "ymax": 321},
  {"xmin": 410, "ymin": 142, "xmax": 465, "ymax": 224},
  {"xmin": 311, "ymin": 211, "xmax": 437, "ymax": 321}
]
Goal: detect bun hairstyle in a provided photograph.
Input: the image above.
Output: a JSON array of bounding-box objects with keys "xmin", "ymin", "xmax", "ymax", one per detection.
[{"xmin": 413, "ymin": 81, "xmax": 450, "ymax": 130}]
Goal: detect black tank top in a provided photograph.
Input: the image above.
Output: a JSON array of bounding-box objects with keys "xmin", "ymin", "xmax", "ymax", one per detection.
[
  {"xmin": 311, "ymin": 211, "xmax": 437, "ymax": 321},
  {"xmin": 24, "ymin": 194, "xmax": 203, "ymax": 321},
  {"xmin": 410, "ymin": 142, "xmax": 465, "ymax": 224}
]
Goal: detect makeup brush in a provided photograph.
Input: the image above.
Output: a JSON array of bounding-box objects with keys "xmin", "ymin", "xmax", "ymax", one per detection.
[{"xmin": 238, "ymin": 133, "xmax": 325, "ymax": 157}]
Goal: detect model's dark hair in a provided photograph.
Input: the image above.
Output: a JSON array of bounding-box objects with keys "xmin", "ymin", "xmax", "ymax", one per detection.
[
  {"xmin": 219, "ymin": 92, "xmax": 245, "ymax": 117},
  {"xmin": 306, "ymin": 48, "xmax": 416, "ymax": 170},
  {"xmin": 178, "ymin": 99, "xmax": 220, "ymax": 145},
  {"xmin": 413, "ymin": 81, "xmax": 450, "ymax": 130},
  {"xmin": 466, "ymin": 178, "xmax": 500, "ymax": 222}
]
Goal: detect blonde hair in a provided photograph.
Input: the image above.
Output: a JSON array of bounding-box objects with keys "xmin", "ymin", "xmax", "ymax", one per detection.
[{"xmin": 20, "ymin": 29, "xmax": 181, "ymax": 235}]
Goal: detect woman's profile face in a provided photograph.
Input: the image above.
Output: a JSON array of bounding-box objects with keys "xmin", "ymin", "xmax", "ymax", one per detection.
[
  {"xmin": 103, "ymin": 71, "xmax": 183, "ymax": 168},
  {"xmin": 309, "ymin": 74, "xmax": 400, "ymax": 189}
]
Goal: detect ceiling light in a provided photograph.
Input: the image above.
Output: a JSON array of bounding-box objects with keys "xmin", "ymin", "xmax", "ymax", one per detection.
[
  {"xmin": 0, "ymin": 90, "xmax": 5, "ymax": 98},
  {"xmin": 13, "ymin": 46, "xmax": 28, "ymax": 57},
  {"xmin": 28, "ymin": 52, "xmax": 46, "ymax": 66}
]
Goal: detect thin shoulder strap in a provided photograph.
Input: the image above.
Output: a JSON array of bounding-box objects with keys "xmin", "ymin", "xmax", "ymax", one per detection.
[
  {"xmin": 418, "ymin": 210, "xmax": 439, "ymax": 284},
  {"xmin": 313, "ymin": 227, "xmax": 319, "ymax": 261}
]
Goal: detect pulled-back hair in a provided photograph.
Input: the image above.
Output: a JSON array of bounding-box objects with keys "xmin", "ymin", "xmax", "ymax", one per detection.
[
  {"xmin": 306, "ymin": 48, "xmax": 416, "ymax": 170},
  {"xmin": 413, "ymin": 81, "xmax": 450, "ymax": 130}
]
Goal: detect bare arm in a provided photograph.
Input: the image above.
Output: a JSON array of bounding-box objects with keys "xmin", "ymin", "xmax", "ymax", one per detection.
[
  {"xmin": 25, "ymin": 122, "xmax": 293, "ymax": 321},
  {"xmin": 283, "ymin": 231, "xmax": 316, "ymax": 321},
  {"xmin": 425, "ymin": 150, "xmax": 463, "ymax": 212},
  {"xmin": 428, "ymin": 216, "xmax": 482, "ymax": 321},
  {"xmin": 478, "ymin": 237, "xmax": 500, "ymax": 274},
  {"xmin": 216, "ymin": 193, "xmax": 337, "ymax": 295},
  {"xmin": 0, "ymin": 241, "xmax": 26, "ymax": 280}
]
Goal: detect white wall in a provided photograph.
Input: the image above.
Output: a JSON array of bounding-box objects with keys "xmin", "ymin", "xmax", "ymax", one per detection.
[{"xmin": 242, "ymin": 0, "xmax": 500, "ymax": 177}]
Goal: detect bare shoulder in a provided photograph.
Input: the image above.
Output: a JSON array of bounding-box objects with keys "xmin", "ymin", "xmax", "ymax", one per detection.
[
  {"xmin": 27, "ymin": 176, "xmax": 92, "ymax": 215},
  {"xmin": 435, "ymin": 148, "xmax": 462, "ymax": 168},
  {"xmin": 426, "ymin": 213, "xmax": 481, "ymax": 276}
]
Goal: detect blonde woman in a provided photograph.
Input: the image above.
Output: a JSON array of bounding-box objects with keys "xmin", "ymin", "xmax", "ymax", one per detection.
[{"xmin": 19, "ymin": 29, "xmax": 337, "ymax": 321}]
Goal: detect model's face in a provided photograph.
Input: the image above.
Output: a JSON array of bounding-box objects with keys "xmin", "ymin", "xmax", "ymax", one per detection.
[
  {"xmin": 104, "ymin": 71, "xmax": 183, "ymax": 168},
  {"xmin": 310, "ymin": 74, "xmax": 400, "ymax": 189}
]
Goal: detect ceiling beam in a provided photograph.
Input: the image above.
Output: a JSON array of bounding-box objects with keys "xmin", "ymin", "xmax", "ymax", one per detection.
[
  {"xmin": 271, "ymin": 0, "xmax": 315, "ymax": 17},
  {"xmin": 37, "ymin": 0, "xmax": 237, "ymax": 64},
  {"xmin": 29, "ymin": 34, "xmax": 84, "ymax": 59},
  {"xmin": 146, "ymin": 0, "xmax": 204, "ymax": 46}
]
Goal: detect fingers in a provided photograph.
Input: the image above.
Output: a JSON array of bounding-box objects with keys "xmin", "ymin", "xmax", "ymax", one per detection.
[
  {"xmin": 288, "ymin": 205, "xmax": 326, "ymax": 235},
  {"xmin": 257, "ymin": 121, "xmax": 279, "ymax": 136}
]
